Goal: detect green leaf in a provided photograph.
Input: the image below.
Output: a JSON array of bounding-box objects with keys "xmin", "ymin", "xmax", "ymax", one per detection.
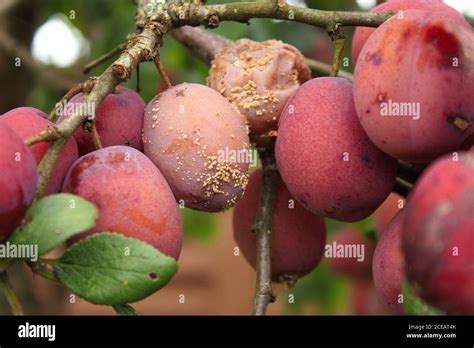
[
  {"xmin": 8, "ymin": 194, "xmax": 98, "ymax": 256},
  {"xmin": 402, "ymin": 278, "xmax": 443, "ymax": 315},
  {"xmin": 54, "ymin": 232, "xmax": 178, "ymax": 305},
  {"xmin": 113, "ymin": 304, "xmax": 140, "ymax": 316}
]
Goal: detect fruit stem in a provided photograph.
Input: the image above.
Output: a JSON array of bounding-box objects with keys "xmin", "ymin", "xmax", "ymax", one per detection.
[
  {"xmin": 154, "ymin": 53, "xmax": 172, "ymax": 90},
  {"xmin": 91, "ymin": 123, "xmax": 103, "ymax": 150},
  {"xmin": 329, "ymin": 25, "xmax": 345, "ymax": 77},
  {"xmin": 251, "ymin": 148, "xmax": 279, "ymax": 315},
  {"xmin": 393, "ymin": 177, "xmax": 412, "ymax": 198},
  {"xmin": 0, "ymin": 272, "xmax": 24, "ymax": 315}
]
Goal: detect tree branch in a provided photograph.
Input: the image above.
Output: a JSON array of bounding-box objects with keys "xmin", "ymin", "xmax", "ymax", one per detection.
[
  {"xmin": 251, "ymin": 149, "xmax": 279, "ymax": 315},
  {"xmin": 172, "ymin": 26, "xmax": 230, "ymax": 64},
  {"xmin": 35, "ymin": 19, "xmax": 170, "ymax": 197},
  {"xmin": 183, "ymin": 2, "xmax": 392, "ymax": 28}
]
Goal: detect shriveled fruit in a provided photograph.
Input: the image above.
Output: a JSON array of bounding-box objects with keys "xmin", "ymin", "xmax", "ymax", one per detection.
[
  {"xmin": 143, "ymin": 83, "xmax": 250, "ymax": 212},
  {"xmin": 233, "ymin": 169, "xmax": 326, "ymax": 282},
  {"xmin": 208, "ymin": 39, "xmax": 311, "ymax": 142},
  {"xmin": 62, "ymin": 146, "xmax": 183, "ymax": 260}
]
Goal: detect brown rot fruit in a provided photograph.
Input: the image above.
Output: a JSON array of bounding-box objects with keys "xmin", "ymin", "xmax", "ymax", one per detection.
[
  {"xmin": 143, "ymin": 83, "xmax": 250, "ymax": 212},
  {"xmin": 208, "ymin": 39, "xmax": 311, "ymax": 143}
]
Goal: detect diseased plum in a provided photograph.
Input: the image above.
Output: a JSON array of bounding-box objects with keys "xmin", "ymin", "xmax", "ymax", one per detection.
[
  {"xmin": 354, "ymin": 10, "xmax": 474, "ymax": 162},
  {"xmin": 208, "ymin": 39, "xmax": 311, "ymax": 142},
  {"xmin": 351, "ymin": 0, "xmax": 467, "ymax": 63},
  {"xmin": 143, "ymin": 83, "xmax": 250, "ymax": 212}
]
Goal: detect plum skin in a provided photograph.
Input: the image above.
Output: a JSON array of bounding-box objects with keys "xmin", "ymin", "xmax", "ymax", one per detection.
[
  {"xmin": 1, "ymin": 107, "xmax": 78, "ymax": 194},
  {"xmin": 373, "ymin": 210, "xmax": 405, "ymax": 314},
  {"xmin": 62, "ymin": 146, "xmax": 183, "ymax": 260},
  {"xmin": 61, "ymin": 86, "xmax": 145, "ymax": 155},
  {"xmin": 403, "ymin": 152, "xmax": 474, "ymax": 314},
  {"xmin": 0, "ymin": 123, "xmax": 38, "ymax": 240},
  {"xmin": 233, "ymin": 169, "xmax": 326, "ymax": 282},
  {"xmin": 353, "ymin": 10, "xmax": 474, "ymax": 162},
  {"xmin": 351, "ymin": 0, "xmax": 467, "ymax": 63},
  {"xmin": 276, "ymin": 77, "xmax": 397, "ymax": 222},
  {"xmin": 143, "ymin": 83, "xmax": 250, "ymax": 212},
  {"xmin": 374, "ymin": 192, "xmax": 405, "ymax": 238}
]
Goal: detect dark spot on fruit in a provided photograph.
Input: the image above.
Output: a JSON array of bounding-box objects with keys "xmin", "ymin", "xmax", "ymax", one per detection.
[
  {"xmin": 376, "ymin": 92, "xmax": 387, "ymax": 105},
  {"xmin": 148, "ymin": 272, "xmax": 159, "ymax": 281},
  {"xmin": 423, "ymin": 25, "xmax": 461, "ymax": 69},
  {"xmin": 119, "ymin": 98, "xmax": 128, "ymax": 108},
  {"xmin": 365, "ymin": 52, "xmax": 381, "ymax": 65},
  {"xmin": 365, "ymin": 109, "xmax": 371, "ymax": 114},
  {"xmin": 176, "ymin": 89, "xmax": 185, "ymax": 97},
  {"xmin": 361, "ymin": 154, "xmax": 371, "ymax": 163},
  {"xmin": 299, "ymin": 193, "xmax": 310, "ymax": 207}
]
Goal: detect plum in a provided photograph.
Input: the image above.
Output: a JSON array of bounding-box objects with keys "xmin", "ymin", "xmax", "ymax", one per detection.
[
  {"xmin": 276, "ymin": 77, "xmax": 397, "ymax": 222},
  {"xmin": 0, "ymin": 123, "xmax": 37, "ymax": 240},
  {"xmin": 233, "ymin": 169, "xmax": 326, "ymax": 282},
  {"xmin": 208, "ymin": 39, "xmax": 311, "ymax": 142},
  {"xmin": 353, "ymin": 10, "xmax": 474, "ymax": 162},
  {"xmin": 143, "ymin": 83, "xmax": 250, "ymax": 212},
  {"xmin": 1, "ymin": 107, "xmax": 78, "ymax": 193},
  {"xmin": 60, "ymin": 86, "xmax": 145, "ymax": 155},
  {"xmin": 403, "ymin": 151, "xmax": 474, "ymax": 314},
  {"xmin": 373, "ymin": 210, "xmax": 405, "ymax": 314},
  {"xmin": 351, "ymin": 0, "xmax": 467, "ymax": 63},
  {"xmin": 374, "ymin": 192, "xmax": 405, "ymax": 237},
  {"xmin": 62, "ymin": 146, "xmax": 183, "ymax": 260}
]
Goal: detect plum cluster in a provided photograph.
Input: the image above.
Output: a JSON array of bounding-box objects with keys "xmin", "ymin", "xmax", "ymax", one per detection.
[{"xmin": 0, "ymin": 0, "xmax": 472, "ymax": 314}]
